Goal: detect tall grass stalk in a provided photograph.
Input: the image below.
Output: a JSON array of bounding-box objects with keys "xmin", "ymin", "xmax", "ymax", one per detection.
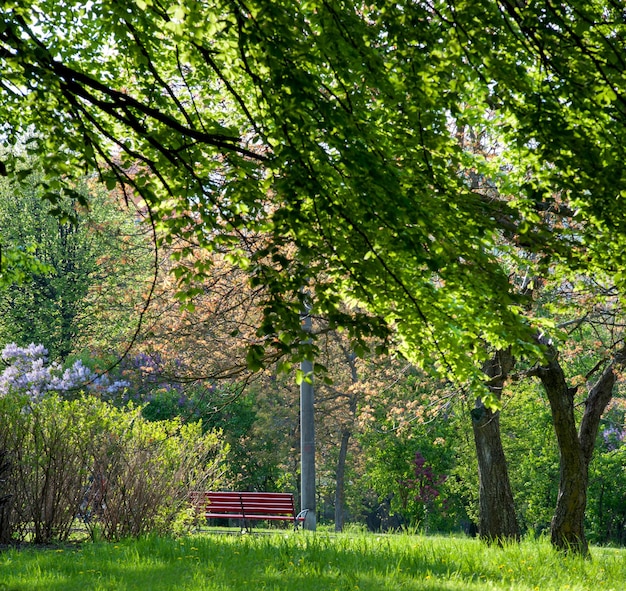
[{"xmin": 1, "ymin": 532, "xmax": 625, "ymax": 590}]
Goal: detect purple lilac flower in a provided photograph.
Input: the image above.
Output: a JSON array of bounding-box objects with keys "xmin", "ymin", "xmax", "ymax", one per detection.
[{"xmin": 0, "ymin": 343, "xmax": 129, "ymax": 401}]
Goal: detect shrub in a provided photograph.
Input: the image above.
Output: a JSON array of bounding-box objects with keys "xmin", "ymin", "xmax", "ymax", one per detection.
[
  {"xmin": 0, "ymin": 448, "xmax": 11, "ymax": 544},
  {"xmin": 0, "ymin": 393, "xmax": 227, "ymax": 543},
  {"xmin": 0, "ymin": 394, "xmax": 91, "ymax": 542},
  {"xmin": 83, "ymin": 403, "xmax": 227, "ymax": 540}
]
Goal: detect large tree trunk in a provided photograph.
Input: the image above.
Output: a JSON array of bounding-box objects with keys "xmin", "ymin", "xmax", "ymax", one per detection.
[
  {"xmin": 534, "ymin": 355, "xmax": 589, "ymax": 554},
  {"xmin": 533, "ymin": 345, "xmax": 624, "ymax": 555},
  {"xmin": 471, "ymin": 350, "xmax": 520, "ymax": 542}
]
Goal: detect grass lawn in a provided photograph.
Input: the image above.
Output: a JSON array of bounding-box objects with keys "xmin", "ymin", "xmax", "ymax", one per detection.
[{"xmin": 1, "ymin": 531, "xmax": 624, "ymax": 590}]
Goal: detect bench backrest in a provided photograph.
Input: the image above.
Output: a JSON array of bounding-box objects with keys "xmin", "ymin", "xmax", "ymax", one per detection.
[{"xmin": 191, "ymin": 491, "xmax": 297, "ymax": 518}]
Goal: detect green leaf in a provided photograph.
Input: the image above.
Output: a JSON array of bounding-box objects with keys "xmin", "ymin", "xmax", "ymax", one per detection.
[{"xmin": 246, "ymin": 345, "xmax": 265, "ymax": 372}]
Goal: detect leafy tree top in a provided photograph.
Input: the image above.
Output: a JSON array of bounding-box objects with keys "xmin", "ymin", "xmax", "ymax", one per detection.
[{"xmin": 1, "ymin": 1, "xmax": 624, "ymax": 389}]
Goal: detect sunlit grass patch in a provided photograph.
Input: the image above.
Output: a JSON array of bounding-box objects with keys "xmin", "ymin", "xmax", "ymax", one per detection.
[{"xmin": 1, "ymin": 531, "xmax": 625, "ymax": 590}]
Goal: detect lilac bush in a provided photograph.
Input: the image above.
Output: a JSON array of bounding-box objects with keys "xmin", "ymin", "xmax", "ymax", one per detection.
[{"xmin": 0, "ymin": 343, "xmax": 128, "ymax": 400}]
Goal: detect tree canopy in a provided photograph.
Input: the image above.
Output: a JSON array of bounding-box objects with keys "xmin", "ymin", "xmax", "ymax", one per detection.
[{"xmin": 1, "ymin": 1, "xmax": 625, "ymax": 387}]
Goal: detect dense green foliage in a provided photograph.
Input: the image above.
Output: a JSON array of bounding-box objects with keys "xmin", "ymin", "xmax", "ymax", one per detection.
[
  {"xmin": 0, "ymin": 156, "xmax": 153, "ymax": 360},
  {"xmin": 141, "ymin": 384, "xmax": 288, "ymax": 492},
  {"xmin": 5, "ymin": 0, "xmax": 622, "ymax": 384}
]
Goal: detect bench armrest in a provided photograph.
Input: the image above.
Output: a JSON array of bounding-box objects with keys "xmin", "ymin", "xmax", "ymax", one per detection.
[{"xmin": 295, "ymin": 508, "xmax": 309, "ymax": 529}]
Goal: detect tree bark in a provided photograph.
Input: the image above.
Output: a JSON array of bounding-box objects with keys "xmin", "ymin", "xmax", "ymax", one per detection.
[
  {"xmin": 471, "ymin": 350, "xmax": 520, "ymax": 542},
  {"xmin": 533, "ymin": 345, "xmax": 624, "ymax": 555}
]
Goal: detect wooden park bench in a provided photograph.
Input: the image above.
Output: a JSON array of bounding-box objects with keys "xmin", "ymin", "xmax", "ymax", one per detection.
[{"xmin": 190, "ymin": 491, "xmax": 309, "ymax": 531}]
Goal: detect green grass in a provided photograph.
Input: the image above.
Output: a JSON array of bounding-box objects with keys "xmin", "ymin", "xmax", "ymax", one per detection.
[{"xmin": 1, "ymin": 531, "xmax": 625, "ymax": 591}]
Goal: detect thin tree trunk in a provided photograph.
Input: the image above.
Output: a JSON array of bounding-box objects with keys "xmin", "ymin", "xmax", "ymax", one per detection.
[
  {"xmin": 334, "ymin": 429, "xmax": 350, "ymax": 532},
  {"xmin": 471, "ymin": 350, "xmax": 520, "ymax": 542},
  {"xmin": 333, "ymin": 348, "xmax": 359, "ymax": 533},
  {"xmin": 0, "ymin": 450, "xmax": 11, "ymax": 544}
]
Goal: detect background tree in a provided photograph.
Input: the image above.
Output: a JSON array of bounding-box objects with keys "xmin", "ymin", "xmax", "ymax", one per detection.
[
  {"xmin": 587, "ymin": 401, "xmax": 626, "ymax": 545},
  {"xmin": 500, "ymin": 383, "xmax": 560, "ymax": 537},
  {"xmin": 0, "ymin": 154, "xmax": 153, "ymax": 361},
  {"xmin": 357, "ymin": 377, "xmax": 474, "ymax": 533}
]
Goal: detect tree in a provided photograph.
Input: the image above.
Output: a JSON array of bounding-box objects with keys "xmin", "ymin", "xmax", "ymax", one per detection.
[
  {"xmin": 357, "ymin": 379, "xmax": 472, "ymax": 533},
  {"xmin": 311, "ymin": 332, "xmax": 393, "ymax": 531},
  {"xmin": 528, "ymin": 342, "xmax": 625, "ymax": 554},
  {"xmin": 324, "ymin": 344, "xmax": 360, "ymax": 533},
  {"xmin": 476, "ymin": 266, "xmax": 626, "ymax": 554},
  {"xmin": 471, "ymin": 350, "xmax": 520, "ymax": 542},
  {"xmin": 518, "ymin": 285, "xmax": 626, "ymax": 555},
  {"xmin": 126, "ymin": 245, "xmax": 265, "ymax": 382},
  {"xmin": 0, "ymin": 1, "xmax": 552, "ymax": 382},
  {"xmin": 0, "ymin": 153, "xmax": 153, "ymax": 360}
]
